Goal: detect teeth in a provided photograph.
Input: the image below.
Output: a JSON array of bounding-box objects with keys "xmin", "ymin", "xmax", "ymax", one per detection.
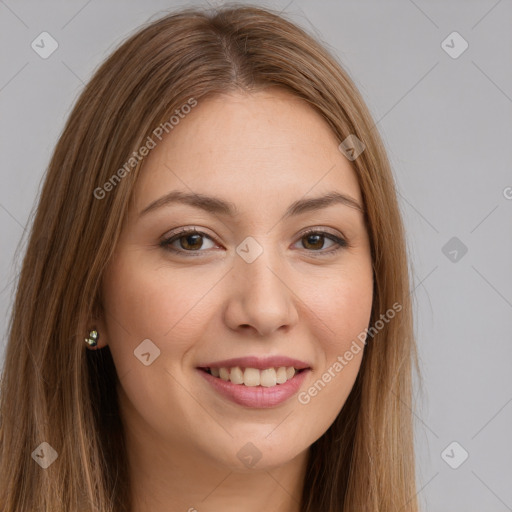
[
  {"xmin": 244, "ymin": 368, "xmax": 260, "ymax": 387},
  {"xmin": 230, "ymin": 366, "xmax": 244, "ymax": 385},
  {"xmin": 276, "ymin": 367, "xmax": 287, "ymax": 384},
  {"xmin": 260, "ymin": 368, "xmax": 276, "ymax": 387},
  {"xmin": 207, "ymin": 366, "xmax": 299, "ymax": 387}
]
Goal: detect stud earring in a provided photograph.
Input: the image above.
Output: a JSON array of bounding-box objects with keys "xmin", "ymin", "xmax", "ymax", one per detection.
[{"xmin": 85, "ymin": 329, "xmax": 99, "ymax": 347}]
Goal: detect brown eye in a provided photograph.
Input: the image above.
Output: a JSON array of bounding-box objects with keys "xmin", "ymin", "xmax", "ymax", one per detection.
[
  {"xmin": 295, "ymin": 230, "xmax": 348, "ymax": 254},
  {"xmin": 160, "ymin": 228, "xmax": 347, "ymax": 257},
  {"xmin": 160, "ymin": 229, "xmax": 216, "ymax": 254},
  {"xmin": 302, "ymin": 232, "xmax": 326, "ymax": 250},
  {"xmin": 178, "ymin": 233, "xmax": 204, "ymax": 250}
]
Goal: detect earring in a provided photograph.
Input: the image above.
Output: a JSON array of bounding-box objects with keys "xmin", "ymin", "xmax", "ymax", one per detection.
[{"xmin": 85, "ymin": 329, "xmax": 99, "ymax": 347}]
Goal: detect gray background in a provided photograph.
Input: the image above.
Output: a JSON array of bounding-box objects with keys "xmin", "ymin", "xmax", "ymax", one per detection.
[{"xmin": 1, "ymin": 1, "xmax": 511, "ymax": 510}]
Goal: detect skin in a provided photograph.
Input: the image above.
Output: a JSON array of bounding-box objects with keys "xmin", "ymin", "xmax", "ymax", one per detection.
[{"xmin": 93, "ymin": 88, "xmax": 374, "ymax": 512}]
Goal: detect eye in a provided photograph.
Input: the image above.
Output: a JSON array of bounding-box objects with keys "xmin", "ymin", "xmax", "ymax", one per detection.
[
  {"xmin": 160, "ymin": 228, "xmax": 217, "ymax": 255},
  {"xmin": 160, "ymin": 227, "xmax": 348, "ymax": 257},
  {"xmin": 293, "ymin": 229, "xmax": 348, "ymax": 255}
]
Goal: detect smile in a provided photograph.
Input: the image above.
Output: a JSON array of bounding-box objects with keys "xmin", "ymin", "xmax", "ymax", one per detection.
[
  {"xmin": 197, "ymin": 366, "xmax": 310, "ymax": 408},
  {"xmin": 201, "ymin": 366, "xmax": 303, "ymax": 387}
]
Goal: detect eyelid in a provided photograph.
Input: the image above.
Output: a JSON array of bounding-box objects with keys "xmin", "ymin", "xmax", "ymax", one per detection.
[
  {"xmin": 162, "ymin": 226, "xmax": 213, "ymax": 240},
  {"xmin": 298, "ymin": 226, "xmax": 346, "ymax": 241}
]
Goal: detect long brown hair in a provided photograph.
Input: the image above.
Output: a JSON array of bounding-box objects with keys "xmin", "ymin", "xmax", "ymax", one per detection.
[{"xmin": 0, "ymin": 5, "xmax": 419, "ymax": 511}]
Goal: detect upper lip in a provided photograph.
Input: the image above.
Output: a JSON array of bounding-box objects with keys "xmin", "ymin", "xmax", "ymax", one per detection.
[{"xmin": 198, "ymin": 356, "xmax": 311, "ymax": 371}]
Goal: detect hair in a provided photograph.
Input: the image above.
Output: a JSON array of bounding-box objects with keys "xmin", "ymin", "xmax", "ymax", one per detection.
[{"xmin": 0, "ymin": 4, "xmax": 420, "ymax": 511}]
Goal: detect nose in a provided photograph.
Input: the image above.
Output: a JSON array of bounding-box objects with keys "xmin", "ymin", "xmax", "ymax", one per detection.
[{"xmin": 223, "ymin": 246, "xmax": 299, "ymax": 337}]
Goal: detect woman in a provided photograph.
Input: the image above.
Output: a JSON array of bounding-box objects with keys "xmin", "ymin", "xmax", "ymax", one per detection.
[{"xmin": 0, "ymin": 4, "xmax": 419, "ymax": 511}]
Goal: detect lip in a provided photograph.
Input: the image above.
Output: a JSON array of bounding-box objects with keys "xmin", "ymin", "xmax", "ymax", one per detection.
[
  {"xmin": 197, "ymin": 367, "xmax": 311, "ymax": 408},
  {"xmin": 197, "ymin": 356, "xmax": 311, "ymax": 371}
]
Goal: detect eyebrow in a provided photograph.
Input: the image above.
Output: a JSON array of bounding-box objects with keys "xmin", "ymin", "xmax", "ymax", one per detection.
[{"xmin": 138, "ymin": 190, "xmax": 364, "ymax": 219}]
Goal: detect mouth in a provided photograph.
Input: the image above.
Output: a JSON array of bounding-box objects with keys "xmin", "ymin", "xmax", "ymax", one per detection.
[
  {"xmin": 196, "ymin": 356, "xmax": 312, "ymax": 408},
  {"xmin": 197, "ymin": 365, "xmax": 311, "ymax": 408},
  {"xmin": 198, "ymin": 366, "xmax": 308, "ymax": 387}
]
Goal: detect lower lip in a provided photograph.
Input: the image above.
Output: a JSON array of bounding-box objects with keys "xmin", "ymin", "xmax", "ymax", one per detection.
[{"xmin": 197, "ymin": 368, "xmax": 310, "ymax": 408}]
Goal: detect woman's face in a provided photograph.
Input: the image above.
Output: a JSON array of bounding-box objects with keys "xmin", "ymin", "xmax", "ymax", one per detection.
[{"xmin": 99, "ymin": 88, "xmax": 373, "ymax": 471}]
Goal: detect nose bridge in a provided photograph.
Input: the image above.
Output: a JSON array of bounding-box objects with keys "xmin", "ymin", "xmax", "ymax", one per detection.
[
  {"xmin": 240, "ymin": 229, "xmax": 293, "ymax": 281},
  {"xmin": 225, "ymin": 235, "xmax": 298, "ymax": 335},
  {"xmin": 238, "ymin": 242, "xmax": 278, "ymax": 289}
]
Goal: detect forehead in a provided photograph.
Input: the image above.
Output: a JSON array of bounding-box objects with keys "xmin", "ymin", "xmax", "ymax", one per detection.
[{"xmin": 133, "ymin": 89, "xmax": 363, "ymax": 214}]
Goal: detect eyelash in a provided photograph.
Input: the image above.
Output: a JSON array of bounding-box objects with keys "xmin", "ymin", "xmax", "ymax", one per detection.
[{"xmin": 159, "ymin": 227, "xmax": 348, "ymax": 257}]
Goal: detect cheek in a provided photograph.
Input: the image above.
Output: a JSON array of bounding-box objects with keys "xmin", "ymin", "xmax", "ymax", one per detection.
[
  {"xmin": 100, "ymin": 253, "xmax": 221, "ymax": 429},
  {"xmin": 324, "ymin": 266, "xmax": 373, "ymax": 381},
  {"xmin": 325, "ymin": 276, "xmax": 373, "ymax": 347},
  {"xmin": 296, "ymin": 262, "xmax": 372, "ymax": 433},
  {"xmin": 102, "ymin": 251, "xmax": 219, "ymax": 345},
  {"xmin": 307, "ymin": 258, "xmax": 374, "ymax": 352}
]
